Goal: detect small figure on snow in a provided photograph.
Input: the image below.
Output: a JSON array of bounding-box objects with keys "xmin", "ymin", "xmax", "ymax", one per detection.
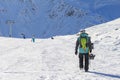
[
  {"xmin": 31, "ymin": 35, "xmax": 35, "ymax": 42},
  {"xmin": 21, "ymin": 33, "xmax": 26, "ymax": 39},
  {"xmin": 51, "ymin": 36, "xmax": 54, "ymax": 39}
]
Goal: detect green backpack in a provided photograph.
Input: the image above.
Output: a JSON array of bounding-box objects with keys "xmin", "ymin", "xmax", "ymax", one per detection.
[
  {"xmin": 80, "ymin": 37, "xmax": 87, "ymax": 50},
  {"xmin": 79, "ymin": 33, "xmax": 89, "ymax": 51}
]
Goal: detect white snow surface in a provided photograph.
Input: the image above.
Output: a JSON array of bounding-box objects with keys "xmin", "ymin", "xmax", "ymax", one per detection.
[{"xmin": 0, "ymin": 18, "xmax": 120, "ymax": 80}]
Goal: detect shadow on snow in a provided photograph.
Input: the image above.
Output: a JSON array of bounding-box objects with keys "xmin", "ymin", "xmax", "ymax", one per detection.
[{"xmin": 89, "ymin": 71, "xmax": 120, "ymax": 79}]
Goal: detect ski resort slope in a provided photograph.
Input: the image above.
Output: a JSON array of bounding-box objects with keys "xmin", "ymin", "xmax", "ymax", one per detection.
[{"xmin": 0, "ymin": 18, "xmax": 120, "ymax": 80}]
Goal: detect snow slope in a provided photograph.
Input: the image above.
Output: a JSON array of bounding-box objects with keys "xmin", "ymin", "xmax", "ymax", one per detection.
[
  {"xmin": 0, "ymin": 0, "xmax": 120, "ymax": 38},
  {"xmin": 0, "ymin": 18, "xmax": 120, "ymax": 80}
]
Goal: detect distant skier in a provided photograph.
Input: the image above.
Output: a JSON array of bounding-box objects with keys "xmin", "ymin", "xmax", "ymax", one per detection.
[
  {"xmin": 31, "ymin": 35, "xmax": 35, "ymax": 42},
  {"xmin": 51, "ymin": 36, "xmax": 54, "ymax": 39},
  {"xmin": 75, "ymin": 29, "xmax": 92, "ymax": 72},
  {"xmin": 21, "ymin": 33, "xmax": 26, "ymax": 39}
]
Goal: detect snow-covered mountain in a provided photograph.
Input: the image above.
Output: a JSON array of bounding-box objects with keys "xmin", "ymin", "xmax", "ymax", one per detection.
[
  {"xmin": 0, "ymin": 18, "xmax": 120, "ymax": 80},
  {"xmin": 0, "ymin": 0, "xmax": 120, "ymax": 38}
]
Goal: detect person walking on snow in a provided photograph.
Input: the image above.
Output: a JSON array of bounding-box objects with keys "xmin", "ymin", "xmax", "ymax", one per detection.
[
  {"xmin": 31, "ymin": 35, "xmax": 35, "ymax": 42},
  {"xmin": 75, "ymin": 29, "xmax": 92, "ymax": 72},
  {"xmin": 21, "ymin": 33, "xmax": 26, "ymax": 39}
]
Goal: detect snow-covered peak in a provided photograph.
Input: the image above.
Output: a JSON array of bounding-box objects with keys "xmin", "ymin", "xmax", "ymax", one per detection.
[{"xmin": 0, "ymin": 0, "xmax": 120, "ymax": 38}]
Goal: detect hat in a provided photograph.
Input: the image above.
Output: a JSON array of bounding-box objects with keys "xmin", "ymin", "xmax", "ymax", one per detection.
[{"xmin": 80, "ymin": 29, "xmax": 86, "ymax": 33}]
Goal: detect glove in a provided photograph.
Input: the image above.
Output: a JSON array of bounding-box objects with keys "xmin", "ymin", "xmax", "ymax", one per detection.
[{"xmin": 75, "ymin": 51, "xmax": 77, "ymax": 55}]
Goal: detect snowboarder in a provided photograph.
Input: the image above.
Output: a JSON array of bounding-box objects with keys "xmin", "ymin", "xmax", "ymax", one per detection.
[{"xmin": 75, "ymin": 29, "xmax": 92, "ymax": 72}]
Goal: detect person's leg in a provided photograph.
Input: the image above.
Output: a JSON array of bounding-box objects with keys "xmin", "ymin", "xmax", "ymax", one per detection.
[
  {"xmin": 85, "ymin": 53, "xmax": 89, "ymax": 72},
  {"xmin": 79, "ymin": 54, "xmax": 83, "ymax": 69}
]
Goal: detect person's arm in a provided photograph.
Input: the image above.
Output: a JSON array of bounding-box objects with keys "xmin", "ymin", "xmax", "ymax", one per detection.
[{"xmin": 75, "ymin": 38, "xmax": 79, "ymax": 55}]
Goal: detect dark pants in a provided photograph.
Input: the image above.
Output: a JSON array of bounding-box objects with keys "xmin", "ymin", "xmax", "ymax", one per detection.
[{"xmin": 79, "ymin": 53, "xmax": 89, "ymax": 71}]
